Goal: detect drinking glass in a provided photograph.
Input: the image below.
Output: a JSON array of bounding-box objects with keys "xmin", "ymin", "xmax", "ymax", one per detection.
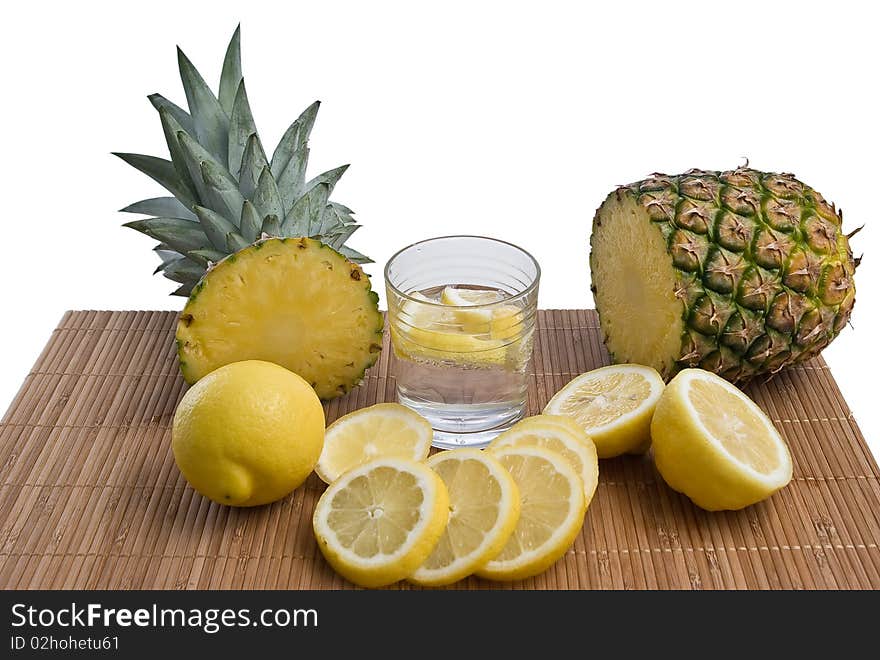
[{"xmin": 384, "ymin": 236, "xmax": 540, "ymax": 448}]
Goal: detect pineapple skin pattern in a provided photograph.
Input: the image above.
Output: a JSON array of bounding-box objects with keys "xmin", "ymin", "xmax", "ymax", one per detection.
[
  {"xmin": 115, "ymin": 27, "xmax": 383, "ymax": 399},
  {"xmin": 591, "ymin": 168, "xmax": 857, "ymax": 384}
]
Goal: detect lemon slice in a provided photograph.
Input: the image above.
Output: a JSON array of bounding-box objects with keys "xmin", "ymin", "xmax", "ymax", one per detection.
[
  {"xmin": 312, "ymin": 457, "xmax": 449, "ymax": 588},
  {"xmin": 476, "ymin": 446, "xmax": 586, "ymax": 581},
  {"xmin": 315, "ymin": 403, "xmax": 433, "ymax": 484},
  {"xmin": 440, "ymin": 286, "xmax": 500, "ymax": 333},
  {"xmin": 391, "ymin": 290, "xmax": 507, "ymax": 365},
  {"xmin": 651, "ymin": 368, "xmax": 793, "ymax": 511},
  {"xmin": 490, "ymin": 414, "xmax": 599, "ymax": 505},
  {"xmin": 409, "ymin": 449, "xmax": 520, "ymax": 586},
  {"xmin": 440, "ymin": 287, "xmax": 523, "ymax": 339},
  {"xmin": 440, "ymin": 286, "xmax": 505, "ymax": 307},
  {"xmin": 543, "ymin": 364, "xmax": 664, "ymax": 458},
  {"xmin": 487, "ymin": 304, "xmax": 524, "ymax": 340},
  {"xmin": 407, "ymin": 329, "xmax": 505, "ymax": 355}
]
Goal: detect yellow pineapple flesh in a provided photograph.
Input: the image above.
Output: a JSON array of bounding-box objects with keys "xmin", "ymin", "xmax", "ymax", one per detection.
[{"xmin": 176, "ymin": 237, "xmax": 383, "ymax": 399}]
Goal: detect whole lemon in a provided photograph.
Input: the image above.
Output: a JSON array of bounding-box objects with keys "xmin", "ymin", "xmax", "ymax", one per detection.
[{"xmin": 172, "ymin": 360, "xmax": 325, "ymax": 506}]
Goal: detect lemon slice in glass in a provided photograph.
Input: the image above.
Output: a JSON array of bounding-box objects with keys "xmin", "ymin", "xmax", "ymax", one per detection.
[
  {"xmin": 409, "ymin": 449, "xmax": 521, "ymax": 586},
  {"xmin": 440, "ymin": 286, "xmax": 523, "ymax": 340},
  {"xmin": 439, "ymin": 286, "xmax": 502, "ymax": 333},
  {"xmin": 392, "ymin": 290, "xmax": 507, "ymax": 365},
  {"xmin": 477, "ymin": 445, "xmax": 586, "ymax": 581},
  {"xmin": 440, "ymin": 286, "xmax": 505, "ymax": 307},
  {"xmin": 490, "ymin": 414, "xmax": 599, "ymax": 505},
  {"xmin": 487, "ymin": 304, "xmax": 524, "ymax": 340},
  {"xmin": 543, "ymin": 364, "xmax": 664, "ymax": 458},
  {"xmin": 312, "ymin": 457, "xmax": 449, "ymax": 588},
  {"xmin": 315, "ymin": 403, "xmax": 433, "ymax": 484},
  {"xmin": 651, "ymin": 368, "xmax": 793, "ymax": 511}
]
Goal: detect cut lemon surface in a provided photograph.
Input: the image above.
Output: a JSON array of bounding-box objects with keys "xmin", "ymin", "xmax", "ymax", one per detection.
[
  {"xmin": 490, "ymin": 414, "xmax": 599, "ymax": 505},
  {"xmin": 477, "ymin": 446, "xmax": 586, "ymax": 581},
  {"xmin": 543, "ymin": 364, "xmax": 664, "ymax": 458},
  {"xmin": 409, "ymin": 449, "xmax": 520, "ymax": 587},
  {"xmin": 651, "ymin": 369, "xmax": 793, "ymax": 511},
  {"xmin": 315, "ymin": 403, "xmax": 432, "ymax": 484},
  {"xmin": 312, "ymin": 457, "xmax": 449, "ymax": 588}
]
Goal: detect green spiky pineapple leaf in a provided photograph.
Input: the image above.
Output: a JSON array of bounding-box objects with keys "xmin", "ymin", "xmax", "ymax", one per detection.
[
  {"xmin": 281, "ymin": 182, "xmax": 330, "ymax": 237},
  {"xmin": 187, "ymin": 248, "xmax": 227, "ymax": 267},
  {"xmin": 337, "ymin": 245, "xmax": 372, "ymax": 264},
  {"xmin": 163, "ymin": 256, "xmax": 205, "ymax": 284},
  {"xmin": 276, "ymin": 143, "xmax": 309, "ymax": 211},
  {"xmin": 121, "ymin": 196, "xmax": 195, "ymax": 220},
  {"xmin": 218, "ymin": 25, "xmax": 242, "ymax": 116},
  {"xmin": 193, "ymin": 205, "xmax": 240, "ymax": 252},
  {"xmin": 239, "ymin": 200, "xmax": 262, "ymax": 243},
  {"xmin": 154, "ymin": 246, "xmax": 184, "ymax": 274},
  {"xmin": 171, "ymin": 283, "xmax": 195, "ymax": 297},
  {"xmin": 176, "ymin": 130, "xmax": 235, "ymax": 210},
  {"xmin": 200, "ymin": 159, "xmax": 248, "ymax": 223},
  {"xmin": 238, "ymin": 134, "xmax": 269, "ymax": 200},
  {"xmin": 254, "ymin": 166, "xmax": 284, "ymax": 221},
  {"xmin": 325, "ymin": 223, "xmax": 361, "ymax": 250},
  {"xmin": 228, "ymin": 81, "xmax": 257, "ymax": 179},
  {"xmin": 322, "ymin": 201, "xmax": 357, "ymax": 229},
  {"xmin": 177, "ymin": 48, "xmax": 229, "ymax": 165},
  {"xmin": 148, "ymin": 94, "xmax": 195, "ymax": 135},
  {"xmin": 123, "ymin": 217, "xmax": 211, "ymax": 254},
  {"xmin": 226, "ymin": 231, "xmax": 250, "ymax": 252},
  {"xmin": 271, "ymin": 101, "xmax": 319, "ymax": 177},
  {"xmin": 113, "ymin": 153, "xmax": 197, "ymax": 208},
  {"xmin": 158, "ymin": 107, "xmax": 201, "ymax": 202},
  {"xmin": 116, "ymin": 27, "xmax": 370, "ymax": 296},
  {"xmin": 261, "ymin": 213, "xmax": 281, "ymax": 236},
  {"xmin": 306, "ymin": 164, "xmax": 349, "ymax": 195}
]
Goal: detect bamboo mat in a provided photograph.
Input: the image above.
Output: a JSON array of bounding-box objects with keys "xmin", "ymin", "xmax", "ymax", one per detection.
[{"xmin": 0, "ymin": 310, "xmax": 878, "ymax": 590}]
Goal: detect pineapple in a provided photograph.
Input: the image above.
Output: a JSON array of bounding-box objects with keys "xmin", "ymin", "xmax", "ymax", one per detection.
[
  {"xmin": 115, "ymin": 27, "xmax": 383, "ymax": 398},
  {"xmin": 177, "ymin": 237, "xmax": 383, "ymax": 399},
  {"xmin": 590, "ymin": 168, "xmax": 858, "ymax": 383}
]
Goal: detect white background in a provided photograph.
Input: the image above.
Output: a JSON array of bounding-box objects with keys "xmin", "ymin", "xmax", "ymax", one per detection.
[{"xmin": 1, "ymin": 1, "xmax": 878, "ymax": 454}]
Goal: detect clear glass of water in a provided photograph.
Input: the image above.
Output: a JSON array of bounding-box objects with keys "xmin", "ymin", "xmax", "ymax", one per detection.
[{"xmin": 384, "ymin": 235, "xmax": 540, "ymax": 449}]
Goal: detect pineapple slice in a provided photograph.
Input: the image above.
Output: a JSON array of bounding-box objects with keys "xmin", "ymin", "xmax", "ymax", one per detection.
[{"xmin": 176, "ymin": 237, "xmax": 383, "ymax": 399}]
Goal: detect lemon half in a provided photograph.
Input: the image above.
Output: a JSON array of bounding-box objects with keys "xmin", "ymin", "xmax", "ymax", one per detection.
[{"xmin": 651, "ymin": 368, "xmax": 793, "ymax": 511}]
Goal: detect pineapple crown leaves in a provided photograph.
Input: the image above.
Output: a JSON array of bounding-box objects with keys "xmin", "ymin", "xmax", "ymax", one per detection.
[{"xmin": 114, "ymin": 25, "xmax": 370, "ymax": 297}]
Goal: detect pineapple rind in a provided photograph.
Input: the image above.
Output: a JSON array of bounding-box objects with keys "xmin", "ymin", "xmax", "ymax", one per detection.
[
  {"xmin": 591, "ymin": 168, "xmax": 857, "ymax": 384},
  {"xmin": 176, "ymin": 237, "xmax": 383, "ymax": 399}
]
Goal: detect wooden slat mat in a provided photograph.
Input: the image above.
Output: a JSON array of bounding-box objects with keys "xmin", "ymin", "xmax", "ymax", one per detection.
[{"xmin": 1, "ymin": 310, "xmax": 878, "ymax": 590}]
